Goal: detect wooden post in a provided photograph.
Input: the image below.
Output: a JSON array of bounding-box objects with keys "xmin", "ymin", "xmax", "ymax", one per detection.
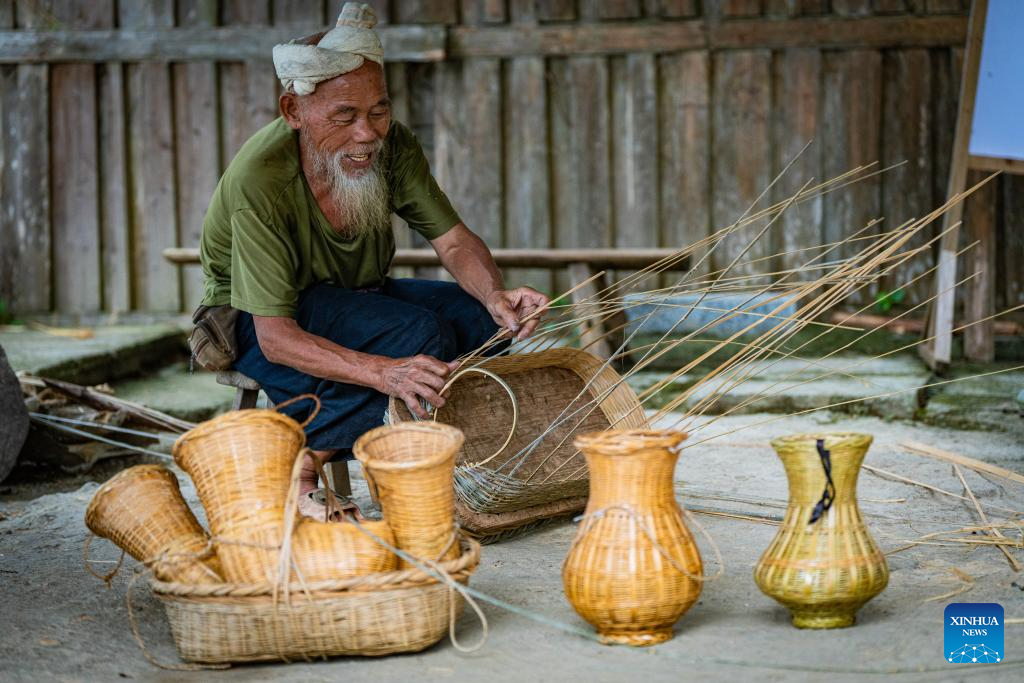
[
  {"xmin": 923, "ymin": 0, "xmax": 988, "ymax": 371},
  {"xmin": 964, "ymin": 169, "xmax": 996, "ymax": 362}
]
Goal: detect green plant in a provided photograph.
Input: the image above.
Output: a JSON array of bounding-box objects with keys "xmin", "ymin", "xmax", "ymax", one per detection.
[{"xmin": 874, "ymin": 288, "xmax": 905, "ymax": 314}]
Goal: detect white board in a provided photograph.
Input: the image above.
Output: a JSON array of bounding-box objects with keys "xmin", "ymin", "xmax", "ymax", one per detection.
[{"xmin": 968, "ymin": 0, "xmax": 1024, "ymax": 161}]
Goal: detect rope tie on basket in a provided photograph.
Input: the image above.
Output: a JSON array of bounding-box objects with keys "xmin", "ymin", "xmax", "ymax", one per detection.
[
  {"xmin": 82, "ymin": 534, "xmax": 125, "ymax": 587},
  {"xmin": 808, "ymin": 438, "xmax": 836, "ymax": 525},
  {"xmin": 569, "ymin": 504, "xmax": 725, "ymax": 582},
  {"xmin": 275, "ymin": 393, "xmax": 323, "ymax": 428},
  {"xmin": 348, "ymin": 520, "xmax": 490, "ymax": 654}
]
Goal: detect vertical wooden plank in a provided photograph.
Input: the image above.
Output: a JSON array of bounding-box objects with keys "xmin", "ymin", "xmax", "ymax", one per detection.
[
  {"xmin": 822, "ymin": 50, "xmax": 882, "ymax": 302},
  {"xmin": 926, "ymin": 0, "xmax": 968, "ymax": 13},
  {"xmin": 659, "ymin": 52, "xmax": 709, "ymax": 274},
  {"xmin": 98, "ymin": 63, "xmax": 131, "ymax": 314},
  {"xmin": 122, "ymin": 1, "xmax": 180, "ymax": 312},
  {"xmin": 550, "ymin": 57, "xmax": 612, "ymax": 292},
  {"xmin": 461, "ymin": 0, "xmax": 507, "ymax": 23},
  {"xmin": 461, "ymin": 59, "xmax": 503, "ymax": 249},
  {"xmin": 536, "ymin": 0, "xmax": 576, "ymax": 21},
  {"xmin": 272, "ymin": 0, "xmax": 327, "ymax": 24},
  {"xmin": 963, "ymin": 170, "xmax": 995, "ymax": 362},
  {"xmin": 220, "ymin": 1, "xmax": 278, "ymax": 168},
  {"xmin": 773, "ymin": 49, "xmax": 822, "ymax": 280},
  {"xmin": 999, "ymin": 175, "xmax": 1024, "ymax": 310},
  {"xmin": 721, "ymin": 0, "xmax": 763, "ymax": 17},
  {"xmin": 711, "ymin": 50, "xmax": 773, "ymax": 277},
  {"xmin": 509, "ymin": 0, "xmax": 537, "ymax": 21},
  {"xmin": 832, "ymin": 0, "xmax": 873, "ymax": 16},
  {"xmin": 394, "ymin": 0, "xmax": 458, "ymax": 23},
  {"xmin": 881, "ymin": 49, "xmax": 933, "ymax": 304},
  {"xmin": 51, "ymin": 2, "xmax": 112, "ymax": 315},
  {"xmin": 873, "ymin": 0, "xmax": 910, "ymax": 14},
  {"xmin": 0, "ymin": 0, "xmax": 16, "ymax": 311},
  {"xmin": 931, "ymin": 47, "xmax": 961, "ymax": 210},
  {"xmin": 580, "ymin": 0, "xmax": 643, "ymax": 20},
  {"xmin": 8, "ymin": 4, "xmax": 52, "ymax": 312},
  {"xmin": 175, "ymin": 0, "xmax": 220, "ymax": 309},
  {"xmin": 612, "ymin": 54, "xmax": 658, "ymax": 288},
  {"xmin": 652, "ymin": 0, "xmax": 700, "ymax": 17},
  {"xmin": 504, "ymin": 56, "xmax": 551, "ymax": 292}
]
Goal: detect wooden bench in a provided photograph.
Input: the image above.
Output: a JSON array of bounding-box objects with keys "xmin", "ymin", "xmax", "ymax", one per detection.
[{"xmin": 165, "ymin": 246, "xmax": 689, "ymax": 359}]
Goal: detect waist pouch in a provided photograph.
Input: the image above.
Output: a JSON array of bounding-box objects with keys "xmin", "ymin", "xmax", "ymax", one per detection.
[{"xmin": 189, "ymin": 304, "xmax": 240, "ymax": 371}]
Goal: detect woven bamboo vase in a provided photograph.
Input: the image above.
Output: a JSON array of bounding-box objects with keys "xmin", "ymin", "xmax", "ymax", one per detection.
[
  {"xmin": 562, "ymin": 430, "xmax": 703, "ymax": 646},
  {"xmin": 85, "ymin": 465, "xmax": 222, "ymax": 584},
  {"xmin": 354, "ymin": 422, "xmax": 464, "ymax": 568},
  {"xmin": 754, "ymin": 432, "xmax": 888, "ymax": 629},
  {"xmin": 173, "ymin": 409, "xmax": 304, "ymax": 583}
]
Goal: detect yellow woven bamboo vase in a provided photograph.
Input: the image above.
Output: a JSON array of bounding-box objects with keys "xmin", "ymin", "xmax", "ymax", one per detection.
[
  {"xmin": 354, "ymin": 422, "xmax": 464, "ymax": 568},
  {"xmin": 562, "ymin": 430, "xmax": 703, "ymax": 646},
  {"xmin": 173, "ymin": 408, "xmax": 306, "ymax": 582},
  {"xmin": 754, "ymin": 432, "xmax": 888, "ymax": 629},
  {"xmin": 85, "ymin": 465, "xmax": 222, "ymax": 584}
]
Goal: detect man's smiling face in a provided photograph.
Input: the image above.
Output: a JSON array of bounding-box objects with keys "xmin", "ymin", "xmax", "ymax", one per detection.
[{"xmin": 292, "ymin": 61, "xmax": 391, "ymax": 176}]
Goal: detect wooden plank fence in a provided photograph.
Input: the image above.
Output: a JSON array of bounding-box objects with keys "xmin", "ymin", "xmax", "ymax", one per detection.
[{"xmin": 1, "ymin": 0, "xmax": 1020, "ymax": 322}]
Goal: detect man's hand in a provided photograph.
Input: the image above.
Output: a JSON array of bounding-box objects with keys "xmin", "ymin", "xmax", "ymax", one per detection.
[
  {"xmin": 485, "ymin": 287, "xmax": 550, "ymax": 341},
  {"xmin": 376, "ymin": 355, "xmax": 459, "ymax": 419}
]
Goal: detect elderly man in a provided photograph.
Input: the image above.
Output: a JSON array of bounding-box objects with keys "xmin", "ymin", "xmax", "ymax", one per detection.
[{"xmin": 198, "ymin": 3, "xmax": 548, "ymax": 517}]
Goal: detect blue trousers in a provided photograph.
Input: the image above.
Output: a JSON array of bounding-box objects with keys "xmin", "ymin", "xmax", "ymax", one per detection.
[{"xmin": 233, "ymin": 279, "xmax": 499, "ymax": 453}]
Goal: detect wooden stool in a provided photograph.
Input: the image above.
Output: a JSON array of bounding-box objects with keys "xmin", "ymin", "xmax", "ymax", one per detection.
[{"xmin": 215, "ymin": 371, "xmax": 352, "ymax": 497}]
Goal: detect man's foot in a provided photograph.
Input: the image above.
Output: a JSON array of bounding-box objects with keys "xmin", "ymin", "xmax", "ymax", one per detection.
[{"xmin": 297, "ymin": 489, "xmax": 365, "ymax": 522}]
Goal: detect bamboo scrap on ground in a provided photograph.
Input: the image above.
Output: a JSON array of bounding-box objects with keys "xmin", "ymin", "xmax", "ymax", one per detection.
[
  {"xmin": 900, "ymin": 441, "xmax": 1024, "ymax": 488},
  {"xmin": 952, "ymin": 463, "xmax": 1023, "ymax": 572}
]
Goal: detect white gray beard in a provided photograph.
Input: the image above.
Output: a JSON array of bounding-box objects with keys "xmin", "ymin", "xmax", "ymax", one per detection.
[{"xmin": 306, "ymin": 138, "xmax": 392, "ymax": 238}]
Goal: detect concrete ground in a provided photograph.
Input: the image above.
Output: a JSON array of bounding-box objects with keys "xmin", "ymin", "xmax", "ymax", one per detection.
[
  {"xmin": 2, "ymin": 326, "xmax": 1023, "ymax": 681},
  {"xmin": 1, "ymin": 410, "xmax": 1022, "ymax": 682}
]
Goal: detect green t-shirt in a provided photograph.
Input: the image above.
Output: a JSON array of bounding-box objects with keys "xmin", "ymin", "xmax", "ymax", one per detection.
[{"xmin": 200, "ymin": 117, "xmax": 461, "ymax": 317}]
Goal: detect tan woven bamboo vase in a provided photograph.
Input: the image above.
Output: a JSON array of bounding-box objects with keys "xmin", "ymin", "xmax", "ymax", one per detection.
[
  {"xmin": 173, "ymin": 409, "xmax": 305, "ymax": 583},
  {"xmin": 754, "ymin": 432, "xmax": 888, "ymax": 629},
  {"xmin": 562, "ymin": 430, "xmax": 703, "ymax": 646},
  {"xmin": 85, "ymin": 465, "xmax": 222, "ymax": 584},
  {"xmin": 354, "ymin": 422, "xmax": 464, "ymax": 568}
]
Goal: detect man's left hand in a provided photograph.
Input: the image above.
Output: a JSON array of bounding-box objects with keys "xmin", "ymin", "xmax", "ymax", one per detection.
[{"xmin": 485, "ymin": 287, "xmax": 550, "ymax": 340}]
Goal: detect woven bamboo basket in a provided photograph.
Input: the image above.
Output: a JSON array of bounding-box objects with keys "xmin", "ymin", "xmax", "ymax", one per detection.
[
  {"xmin": 150, "ymin": 537, "xmax": 481, "ymax": 664},
  {"xmin": 754, "ymin": 432, "xmax": 888, "ymax": 629},
  {"xmin": 354, "ymin": 422, "xmax": 463, "ymax": 568},
  {"xmin": 388, "ymin": 348, "xmax": 648, "ymax": 540},
  {"xmin": 85, "ymin": 465, "xmax": 222, "ymax": 584},
  {"xmin": 563, "ymin": 430, "xmax": 703, "ymax": 646}
]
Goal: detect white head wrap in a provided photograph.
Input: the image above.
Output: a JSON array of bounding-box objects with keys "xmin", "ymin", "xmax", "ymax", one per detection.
[{"xmin": 272, "ymin": 2, "xmax": 384, "ymax": 96}]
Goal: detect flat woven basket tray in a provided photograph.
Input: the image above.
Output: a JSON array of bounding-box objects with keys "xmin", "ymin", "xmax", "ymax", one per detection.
[
  {"xmin": 389, "ymin": 349, "xmax": 648, "ymax": 541},
  {"xmin": 149, "ymin": 537, "xmax": 480, "ymax": 664}
]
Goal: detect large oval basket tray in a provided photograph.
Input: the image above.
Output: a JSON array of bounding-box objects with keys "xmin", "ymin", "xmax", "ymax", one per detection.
[
  {"xmin": 389, "ymin": 349, "xmax": 648, "ymax": 542},
  {"xmin": 150, "ymin": 538, "xmax": 480, "ymax": 664}
]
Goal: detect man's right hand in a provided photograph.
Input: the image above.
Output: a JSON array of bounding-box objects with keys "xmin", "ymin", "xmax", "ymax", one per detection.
[{"xmin": 375, "ymin": 355, "xmax": 459, "ymax": 419}]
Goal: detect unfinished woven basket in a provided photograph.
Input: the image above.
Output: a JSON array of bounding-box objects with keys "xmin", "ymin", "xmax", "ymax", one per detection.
[
  {"xmin": 754, "ymin": 432, "xmax": 888, "ymax": 629},
  {"xmin": 354, "ymin": 422, "xmax": 463, "ymax": 568},
  {"xmin": 389, "ymin": 348, "xmax": 648, "ymax": 541},
  {"xmin": 150, "ymin": 537, "xmax": 481, "ymax": 664},
  {"xmin": 563, "ymin": 430, "xmax": 703, "ymax": 646},
  {"xmin": 85, "ymin": 465, "xmax": 222, "ymax": 584}
]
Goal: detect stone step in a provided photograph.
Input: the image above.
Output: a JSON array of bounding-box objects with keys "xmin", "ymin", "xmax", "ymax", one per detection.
[
  {"xmin": 111, "ymin": 362, "xmax": 238, "ymax": 423},
  {"xmin": 0, "ymin": 323, "xmax": 187, "ymax": 386}
]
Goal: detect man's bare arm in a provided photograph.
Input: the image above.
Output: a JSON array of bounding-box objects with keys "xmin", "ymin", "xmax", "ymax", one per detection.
[
  {"xmin": 430, "ymin": 223, "xmax": 548, "ymax": 339},
  {"xmin": 252, "ymin": 316, "xmax": 452, "ymax": 418}
]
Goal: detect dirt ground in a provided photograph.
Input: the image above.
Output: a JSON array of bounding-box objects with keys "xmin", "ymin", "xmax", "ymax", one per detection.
[{"xmin": 2, "ymin": 410, "xmax": 1023, "ymax": 682}]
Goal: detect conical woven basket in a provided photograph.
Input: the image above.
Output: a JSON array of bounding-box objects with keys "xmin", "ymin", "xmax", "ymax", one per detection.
[
  {"xmin": 563, "ymin": 430, "xmax": 703, "ymax": 646},
  {"xmin": 354, "ymin": 422, "xmax": 463, "ymax": 568},
  {"xmin": 173, "ymin": 408, "xmax": 306, "ymax": 583},
  {"xmin": 388, "ymin": 348, "xmax": 648, "ymax": 541},
  {"xmin": 85, "ymin": 465, "xmax": 222, "ymax": 584},
  {"xmin": 754, "ymin": 432, "xmax": 888, "ymax": 629}
]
